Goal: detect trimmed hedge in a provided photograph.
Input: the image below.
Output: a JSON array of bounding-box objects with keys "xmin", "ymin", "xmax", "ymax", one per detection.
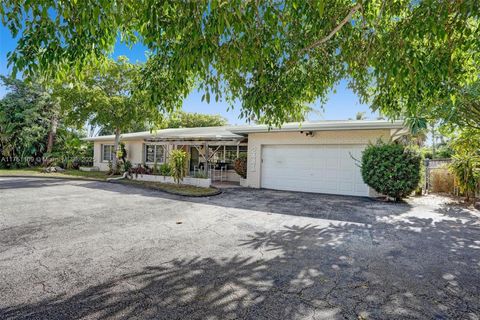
[{"xmin": 361, "ymin": 142, "xmax": 422, "ymax": 200}]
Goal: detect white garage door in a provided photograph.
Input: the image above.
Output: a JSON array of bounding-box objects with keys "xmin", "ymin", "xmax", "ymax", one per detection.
[{"xmin": 261, "ymin": 145, "xmax": 369, "ymax": 196}]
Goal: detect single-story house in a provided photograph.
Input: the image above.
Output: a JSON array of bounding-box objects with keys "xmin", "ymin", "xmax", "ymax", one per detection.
[{"xmin": 85, "ymin": 120, "xmax": 408, "ymax": 197}]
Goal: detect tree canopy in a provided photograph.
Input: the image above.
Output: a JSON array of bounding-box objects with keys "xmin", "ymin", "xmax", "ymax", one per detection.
[
  {"xmin": 165, "ymin": 111, "xmax": 227, "ymax": 129},
  {"xmin": 1, "ymin": 1, "xmax": 479, "ymax": 127},
  {"xmin": 0, "ymin": 76, "xmax": 51, "ymax": 166},
  {"xmin": 56, "ymin": 56, "xmax": 164, "ymax": 169},
  {"xmin": 0, "ymin": 76, "xmax": 91, "ymax": 168}
]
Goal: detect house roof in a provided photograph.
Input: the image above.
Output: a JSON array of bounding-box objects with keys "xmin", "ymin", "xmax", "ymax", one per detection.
[
  {"xmin": 229, "ymin": 120, "xmax": 406, "ymax": 134},
  {"xmin": 83, "ymin": 126, "xmax": 244, "ymax": 142},
  {"xmin": 84, "ymin": 120, "xmax": 407, "ymax": 142}
]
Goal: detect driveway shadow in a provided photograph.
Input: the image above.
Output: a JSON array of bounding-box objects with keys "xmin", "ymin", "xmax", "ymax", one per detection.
[
  {"xmin": 0, "ymin": 177, "xmax": 71, "ymax": 190},
  {"xmin": 1, "ymin": 201, "xmax": 479, "ymax": 319}
]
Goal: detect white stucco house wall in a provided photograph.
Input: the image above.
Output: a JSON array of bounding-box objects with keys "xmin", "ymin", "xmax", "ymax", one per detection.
[{"xmin": 85, "ymin": 120, "xmax": 408, "ymax": 197}]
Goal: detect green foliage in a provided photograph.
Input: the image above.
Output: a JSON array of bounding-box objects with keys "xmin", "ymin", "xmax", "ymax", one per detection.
[
  {"xmin": 355, "ymin": 112, "xmax": 366, "ymax": 120},
  {"xmin": 420, "ymin": 147, "xmax": 433, "ymax": 160},
  {"xmin": 3, "ymin": 1, "xmax": 478, "ymax": 128},
  {"xmin": 421, "ymin": 145, "xmax": 454, "ymax": 160},
  {"xmin": 65, "ymin": 159, "xmax": 74, "ymax": 170},
  {"xmin": 52, "ymin": 128, "xmax": 93, "ymax": 167},
  {"xmin": 449, "ymin": 128, "xmax": 480, "ymax": 155},
  {"xmin": 361, "ymin": 142, "xmax": 422, "ymax": 200},
  {"xmin": 159, "ymin": 163, "xmax": 171, "ymax": 176},
  {"xmin": 447, "ymin": 128, "xmax": 480, "ymax": 200},
  {"xmin": 107, "ymin": 160, "xmax": 113, "ymax": 175},
  {"xmin": 440, "ymin": 81, "xmax": 480, "ymax": 131},
  {"xmin": 436, "ymin": 145, "xmax": 454, "ymax": 159},
  {"xmin": 193, "ymin": 170, "xmax": 208, "ymax": 179},
  {"xmin": 169, "ymin": 149, "xmax": 188, "ymax": 184},
  {"xmin": 0, "ymin": 77, "xmax": 92, "ymax": 169},
  {"xmin": 0, "ymin": 76, "xmax": 52, "ymax": 167},
  {"xmin": 151, "ymin": 160, "xmax": 171, "ymax": 176},
  {"xmin": 57, "ymin": 56, "xmax": 169, "ymax": 169},
  {"xmin": 59, "ymin": 57, "xmax": 159, "ymax": 130},
  {"xmin": 118, "ymin": 143, "xmax": 127, "ymax": 161},
  {"xmin": 233, "ymin": 155, "xmax": 247, "ymax": 179},
  {"xmin": 123, "ymin": 160, "xmax": 133, "ymax": 173},
  {"xmin": 449, "ymin": 152, "xmax": 480, "ymax": 201},
  {"xmin": 152, "ymin": 159, "xmax": 159, "ymax": 175},
  {"xmin": 165, "ymin": 111, "xmax": 227, "ymax": 128}
]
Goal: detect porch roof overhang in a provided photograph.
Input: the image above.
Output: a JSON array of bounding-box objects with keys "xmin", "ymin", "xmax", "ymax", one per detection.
[
  {"xmin": 83, "ymin": 126, "xmax": 246, "ymax": 143},
  {"xmin": 144, "ymin": 138, "xmax": 246, "ymax": 146}
]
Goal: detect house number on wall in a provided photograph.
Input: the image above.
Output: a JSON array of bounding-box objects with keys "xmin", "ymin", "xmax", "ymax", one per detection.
[{"xmin": 249, "ymin": 146, "xmax": 256, "ymax": 172}]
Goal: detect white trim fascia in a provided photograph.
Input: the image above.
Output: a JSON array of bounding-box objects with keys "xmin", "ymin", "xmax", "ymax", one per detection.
[{"xmin": 229, "ymin": 120, "xmax": 406, "ymax": 134}]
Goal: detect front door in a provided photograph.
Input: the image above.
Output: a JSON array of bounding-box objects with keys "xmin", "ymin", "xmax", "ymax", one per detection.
[{"xmin": 190, "ymin": 147, "xmax": 200, "ymax": 171}]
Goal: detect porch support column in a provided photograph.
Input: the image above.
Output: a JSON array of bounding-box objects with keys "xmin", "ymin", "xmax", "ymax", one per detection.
[{"xmin": 204, "ymin": 142, "xmax": 209, "ymax": 174}]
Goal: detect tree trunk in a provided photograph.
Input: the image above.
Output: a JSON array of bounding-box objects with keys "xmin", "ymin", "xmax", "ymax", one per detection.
[
  {"xmin": 46, "ymin": 114, "xmax": 58, "ymax": 154},
  {"xmin": 46, "ymin": 98, "xmax": 61, "ymax": 160},
  {"xmin": 113, "ymin": 127, "xmax": 121, "ymax": 174}
]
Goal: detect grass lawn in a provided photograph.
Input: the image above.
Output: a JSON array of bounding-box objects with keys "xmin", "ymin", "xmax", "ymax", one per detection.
[
  {"xmin": 118, "ymin": 179, "xmax": 220, "ymax": 197},
  {"xmin": 0, "ymin": 168, "xmax": 219, "ymax": 197},
  {"xmin": 0, "ymin": 167, "xmax": 115, "ymax": 180}
]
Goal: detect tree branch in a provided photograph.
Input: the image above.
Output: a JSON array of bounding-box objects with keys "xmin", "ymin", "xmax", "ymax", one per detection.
[{"xmin": 300, "ymin": 3, "xmax": 362, "ymax": 54}]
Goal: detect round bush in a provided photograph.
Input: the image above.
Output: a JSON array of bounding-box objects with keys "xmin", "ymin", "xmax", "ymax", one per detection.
[{"xmin": 361, "ymin": 142, "xmax": 422, "ymax": 200}]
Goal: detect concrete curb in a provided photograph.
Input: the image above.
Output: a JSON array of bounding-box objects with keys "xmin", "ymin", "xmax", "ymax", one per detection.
[
  {"xmin": 0, "ymin": 174, "xmax": 222, "ymax": 198},
  {"xmin": 0, "ymin": 174, "xmax": 106, "ymax": 182},
  {"xmin": 111, "ymin": 180, "xmax": 223, "ymax": 198}
]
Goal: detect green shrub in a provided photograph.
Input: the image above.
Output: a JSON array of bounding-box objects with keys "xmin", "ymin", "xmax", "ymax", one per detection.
[
  {"xmin": 152, "ymin": 159, "xmax": 159, "ymax": 175},
  {"xmin": 193, "ymin": 170, "xmax": 208, "ymax": 179},
  {"xmin": 233, "ymin": 155, "xmax": 247, "ymax": 179},
  {"xmin": 159, "ymin": 163, "xmax": 171, "ymax": 176},
  {"xmin": 123, "ymin": 160, "xmax": 132, "ymax": 173},
  {"xmin": 449, "ymin": 152, "xmax": 480, "ymax": 201},
  {"xmin": 107, "ymin": 160, "xmax": 113, "ymax": 175},
  {"xmin": 65, "ymin": 159, "xmax": 74, "ymax": 169},
  {"xmin": 170, "ymin": 149, "xmax": 189, "ymax": 184},
  {"xmin": 361, "ymin": 141, "xmax": 422, "ymax": 200}
]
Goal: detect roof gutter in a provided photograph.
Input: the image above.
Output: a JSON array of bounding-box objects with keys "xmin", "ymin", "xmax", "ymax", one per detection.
[{"xmin": 230, "ymin": 121, "xmax": 406, "ymax": 134}]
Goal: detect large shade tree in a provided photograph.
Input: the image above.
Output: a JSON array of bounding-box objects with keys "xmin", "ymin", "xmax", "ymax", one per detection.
[
  {"xmin": 58, "ymin": 56, "xmax": 178, "ymax": 170},
  {"xmin": 0, "ymin": 76, "xmax": 91, "ymax": 168},
  {"xmin": 0, "ymin": 76, "xmax": 51, "ymax": 167},
  {"xmin": 1, "ymin": 1, "xmax": 479, "ymax": 128}
]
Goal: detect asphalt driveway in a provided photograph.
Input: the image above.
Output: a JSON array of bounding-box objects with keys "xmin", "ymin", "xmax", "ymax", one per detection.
[{"xmin": 0, "ymin": 177, "xmax": 479, "ymax": 319}]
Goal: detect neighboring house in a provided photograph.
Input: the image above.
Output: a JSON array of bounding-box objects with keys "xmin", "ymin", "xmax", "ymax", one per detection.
[{"xmin": 85, "ymin": 120, "xmax": 407, "ymax": 197}]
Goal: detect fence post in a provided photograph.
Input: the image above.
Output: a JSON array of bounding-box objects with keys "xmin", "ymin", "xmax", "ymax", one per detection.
[{"xmin": 424, "ymin": 159, "xmax": 430, "ymax": 195}]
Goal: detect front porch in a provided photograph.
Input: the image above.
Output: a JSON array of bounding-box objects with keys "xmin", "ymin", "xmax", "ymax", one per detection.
[
  {"xmin": 92, "ymin": 126, "xmax": 248, "ymax": 182},
  {"xmin": 144, "ymin": 138, "xmax": 247, "ymax": 183}
]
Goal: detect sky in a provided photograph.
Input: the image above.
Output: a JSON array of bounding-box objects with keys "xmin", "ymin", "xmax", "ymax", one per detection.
[{"xmin": 0, "ymin": 24, "xmax": 376, "ymax": 125}]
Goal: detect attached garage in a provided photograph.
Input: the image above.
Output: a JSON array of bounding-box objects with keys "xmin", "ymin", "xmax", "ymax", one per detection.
[
  {"xmin": 230, "ymin": 120, "xmax": 408, "ymax": 197},
  {"xmin": 261, "ymin": 145, "xmax": 369, "ymax": 196}
]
